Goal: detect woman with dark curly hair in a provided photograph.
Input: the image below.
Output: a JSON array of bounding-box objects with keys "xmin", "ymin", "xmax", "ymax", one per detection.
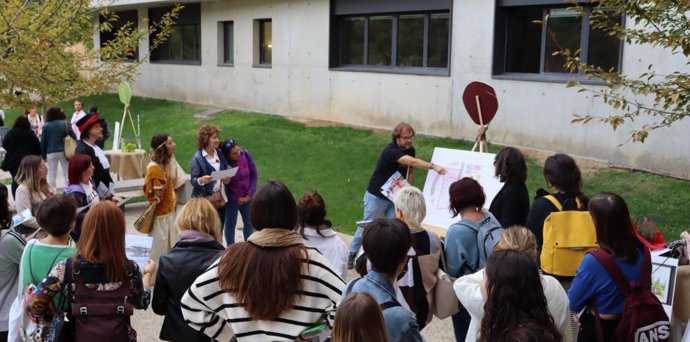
[
  {"xmin": 489, "ymin": 147, "xmax": 529, "ymax": 228},
  {"xmin": 189, "ymin": 125, "xmax": 230, "ymax": 238},
  {"xmin": 479, "ymin": 250, "xmax": 562, "ymax": 342}
]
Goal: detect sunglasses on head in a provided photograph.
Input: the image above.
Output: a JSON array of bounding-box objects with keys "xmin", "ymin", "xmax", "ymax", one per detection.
[{"xmin": 224, "ymin": 139, "xmax": 236, "ymax": 150}]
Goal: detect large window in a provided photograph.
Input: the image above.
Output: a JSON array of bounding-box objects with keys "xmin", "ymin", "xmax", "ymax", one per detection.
[
  {"xmin": 149, "ymin": 4, "xmax": 201, "ymax": 64},
  {"xmin": 493, "ymin": 1, "xmax": 622, "ymax": 79},
  {"xmin": 99, "ymin": 10, "xmax": 139, "ymax": 61},
  {"xmin": 330, "ymin": 0, "xmax": 451, "ymax": 74},
  {"xmin": 257, "ymin": 19, "xmax": 272, "ymax": 65},
  {"xmin": 219, "ymin": 21, "xmax": 234, "ymax": 65}
]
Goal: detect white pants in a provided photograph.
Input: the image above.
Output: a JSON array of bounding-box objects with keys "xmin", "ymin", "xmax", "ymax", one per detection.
[
  {"xmin": 46, "ymin": 152, "xmax": 68, "ymax": 188},
  {"xmin": 149, "ymin": 211, "xmax": 178, "ymax": 284}
]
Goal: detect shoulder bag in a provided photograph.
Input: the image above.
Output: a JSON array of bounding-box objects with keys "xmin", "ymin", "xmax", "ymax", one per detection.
[
  {"xmin": 63, "ymin": 122, "xmax": 76, "ymax": 160},
  {"xmin": 432, "ymin": 246, "xmax": 461, "ymax": 319}
]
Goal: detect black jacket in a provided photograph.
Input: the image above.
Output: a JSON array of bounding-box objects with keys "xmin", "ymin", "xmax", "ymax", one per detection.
[
  {"xmin": 152, "ymin": 237, "xmax": 224, "ymax": 342},
  {"xmin": 75, "ymin": 140, "xmax": 113, "ymax": 189},
  {"xmin": 488, "ymin": 181, "xmax": 530, "ymax": 229},
  {"xmin": 1, "ymin": 127, "xmax": 41, "ymax": 175}
]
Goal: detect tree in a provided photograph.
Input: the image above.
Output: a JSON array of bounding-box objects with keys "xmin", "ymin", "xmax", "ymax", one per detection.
[
  {"xmin": 0, "ymin": 0, "xmax": 181, "ymax": 110},
  {"xmin": 560, "ymin": 0, "xmax": 690, "ymax": 143}
]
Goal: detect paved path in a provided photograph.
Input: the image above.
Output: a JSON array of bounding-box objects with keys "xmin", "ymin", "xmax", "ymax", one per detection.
[{"xmin": 120, "ymin": 202, "xmax": 455, "ymax": 342}]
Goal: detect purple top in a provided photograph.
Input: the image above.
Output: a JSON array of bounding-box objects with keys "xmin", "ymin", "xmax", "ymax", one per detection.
[{"xmin": 225, "ymin": 149, "xmax": 257, "ymax": 204}]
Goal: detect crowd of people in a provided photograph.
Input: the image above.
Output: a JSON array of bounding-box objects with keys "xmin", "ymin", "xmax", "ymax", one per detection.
[{"xmin": 0, "ymin": 115, "xmax": 665, "ymax": 342}]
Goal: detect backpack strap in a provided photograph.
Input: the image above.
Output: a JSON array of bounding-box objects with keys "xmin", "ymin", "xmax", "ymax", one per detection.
[
  {"xmin": 543, "ymin": 195, "xmax": 563, "ymax": 211},
  {"xmin": 455, "ymin": 221, "xmax": 480, "ymax": 273},
  {"xmin": 590, "ymin": 248, "xmax": 634, "ymax": 297},
  {"xmin": 344, "ymin": 277, "xmax": 362, "ymax": 296}
]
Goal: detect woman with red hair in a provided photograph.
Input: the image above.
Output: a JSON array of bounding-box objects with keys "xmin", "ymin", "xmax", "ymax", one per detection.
[{"xmin": 64, "ymin": 154, "xmax": 117, "ymax": 241}]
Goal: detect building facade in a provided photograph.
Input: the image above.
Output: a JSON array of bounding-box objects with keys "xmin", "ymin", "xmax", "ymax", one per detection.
[{"xmin": 99, "ymin": 0, "xmax": 690, "ymax": 179}]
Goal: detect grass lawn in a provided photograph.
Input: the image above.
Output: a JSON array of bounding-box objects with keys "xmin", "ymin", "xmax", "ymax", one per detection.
[{"xmin": 5, "ymin": 94, "xmax": 689, "ymax": 238}]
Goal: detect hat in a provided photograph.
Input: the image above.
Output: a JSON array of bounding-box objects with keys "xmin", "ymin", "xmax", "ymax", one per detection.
[{"xmin": 76, "ymin": 113, "xmax": 101, "ymax": 138}]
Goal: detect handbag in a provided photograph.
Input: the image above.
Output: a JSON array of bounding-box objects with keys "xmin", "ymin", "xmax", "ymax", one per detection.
[
  {"xmin": 205, "ymin": 191, "xmax": 226, "ymax": 210},
  {"xmin": 63, "ymin": 122, "xmax": 76, "ymax": 159},
  {"xmin": 134, "ymin": 198, "xmax": 158, "ymax": 234},
  {"xmin": 432, "ymin": 248, "xmax": 460, "ymax": 319}
]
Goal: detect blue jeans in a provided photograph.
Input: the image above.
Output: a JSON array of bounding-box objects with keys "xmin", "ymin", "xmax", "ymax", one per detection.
[
  {"xmin": 224, "ymin": 200, "xmax": 253, "ymax": 245},
  {"xmin": 348, "ymin": 191, "xmax": 396, "ymax": 259}
]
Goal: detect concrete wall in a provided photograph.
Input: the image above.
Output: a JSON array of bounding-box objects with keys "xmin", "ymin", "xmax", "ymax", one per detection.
[{"xmin": 123, "ymin": 0, "xmax": 690, "ymax": 179}]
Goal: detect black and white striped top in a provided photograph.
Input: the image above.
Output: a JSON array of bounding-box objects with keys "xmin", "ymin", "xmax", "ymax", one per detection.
[{"xmin": 181, "ymin": 248, "xmax": 345, "ymax": 341}]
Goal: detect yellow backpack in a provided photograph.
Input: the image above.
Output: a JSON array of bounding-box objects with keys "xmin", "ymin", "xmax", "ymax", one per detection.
[{"xmin": 539, "ymin": 195, "xmax": 598, "ymax": 277}]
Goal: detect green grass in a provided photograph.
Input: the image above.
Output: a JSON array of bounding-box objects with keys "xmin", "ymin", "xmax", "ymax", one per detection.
[{"xmin": 7, "ymin": 94, "xmax": 689, "ymax": 237}]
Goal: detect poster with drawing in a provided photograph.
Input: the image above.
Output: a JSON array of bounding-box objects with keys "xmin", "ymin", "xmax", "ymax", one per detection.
[
  {"xmin": 651, "ymin": 249, "xmax": 679, "ymax": 317},
  {"xmin": 421, "ymin": 148, "xmax": 501, "ymax": 230}
]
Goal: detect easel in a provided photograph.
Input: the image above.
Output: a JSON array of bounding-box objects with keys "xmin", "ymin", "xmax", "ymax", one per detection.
[
  {"xmin": 117, "ymin": 82, "xmax": 141, "ymax": 152},
  {"xmin": 471, "ymin": 95, "xmax": 489, "ymax": 153}
]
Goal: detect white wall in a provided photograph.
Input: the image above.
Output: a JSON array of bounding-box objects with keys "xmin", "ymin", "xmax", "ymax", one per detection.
[{"xmin": 125, "ymin": 0, "xmax": 690, "ymax": 179}]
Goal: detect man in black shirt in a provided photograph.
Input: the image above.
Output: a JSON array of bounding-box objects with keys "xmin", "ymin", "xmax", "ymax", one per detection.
[{"xmin": 348, "ymin": 123, "xmax": 446, "ymax": 268}]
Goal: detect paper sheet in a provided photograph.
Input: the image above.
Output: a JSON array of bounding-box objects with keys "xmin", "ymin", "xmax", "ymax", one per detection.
[
  {"xmin": 211, "ymin": 167, "xmax": 238, "ymax": 181},
  {"xmin": 125, "ymin": 234, "xmax": 154, "ymax": 271}
]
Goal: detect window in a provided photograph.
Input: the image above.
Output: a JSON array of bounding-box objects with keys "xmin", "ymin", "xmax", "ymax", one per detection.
[
  {"xmin": 330, "ymin": 0, "xmax": 451, "ymax": 74},
  {"xmin": 219, "ymin": 21, "xmax": 234, "ymax": 65},
  {"xmin": 493, "ymin": 1, "xmax": 622, "ymax": 79},
  {"xmin": 255, "ymin": 19, "xmax": 272, "ymax": 65},
  {"xmin": 99, "ymin": 10, "xmax": 139, "ymax": 61},
  {"xmin": 149, "ymin": 4, "xmax": 201, "ymax": 64}
]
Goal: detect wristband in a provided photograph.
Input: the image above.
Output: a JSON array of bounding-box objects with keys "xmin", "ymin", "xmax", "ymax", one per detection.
[{"xmin": 430, "ymin": 162, "xmax": 435, "ymax": 170}]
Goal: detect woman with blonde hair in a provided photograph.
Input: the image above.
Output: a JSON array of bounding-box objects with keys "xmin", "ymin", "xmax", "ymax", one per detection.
[
  {"xmin": 332, "ymin": 292, "xmax": 387, "ymax": 342},
  {"xmin": 453, "ymin": 226, "xmax": 573, "ymax": 342},
  {"xmin": 25, "ymin": 201, "xmax": 153, "ymax": 341},
  {"xmin": 144, "ymin": 133, "xmax": 179, "ymax": 280},
  {"xmin": 14, "ymin": 155, "xmax": 53, "ymax": 232},
  {"xmin": 181, "ymin": 180, "xmax": 344, "ymax": 341},
  {"xmin": 153, "ymin": 198, "xmax": 225, "ymax": 342}
]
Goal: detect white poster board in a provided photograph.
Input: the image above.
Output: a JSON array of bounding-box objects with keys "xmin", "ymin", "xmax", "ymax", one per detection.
[
  {"xmin": 651, "ymin": 248, "xmax": 679, "ymax": 318},
  {"xmin": 421, "ymin": 148, "xmax": 501, "ymax": 230}
]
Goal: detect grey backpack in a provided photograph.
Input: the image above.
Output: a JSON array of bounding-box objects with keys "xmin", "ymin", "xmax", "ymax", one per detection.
[{"xmin": 458, "ymin": 212, "xmax": 504, "ymax": 272}]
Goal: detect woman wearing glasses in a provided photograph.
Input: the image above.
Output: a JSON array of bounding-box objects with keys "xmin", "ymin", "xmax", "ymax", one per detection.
[
  {"xmin": 347, "ymin": 122, "xmax": 447, "ymax": 268},
  {"xmin": 220, "ymin": 138, "xmax": 257, "ymax": 244},
  {"xmin": 14, "ymin": 156, "xmax": 53, "ymax": 232}
]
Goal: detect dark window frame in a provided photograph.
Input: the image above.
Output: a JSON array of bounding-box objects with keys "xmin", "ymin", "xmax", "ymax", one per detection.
[
  {"xmin": 99, "ymin": 10, "xmax": 139, "ymax": 62},
  {"xmin": 331, "ymin": 11, "xmax": 451, "ymax": 76},
  {"xmin": 493, "ymin": 1, "xmax": 624, "ymax": 83},
  {"xmin": 149, "ymin": 4, "xmax": 202, "ymax": 65},
  {"xmin": 220, "ymin": 21, "xmax": 234, "ymax": 66},
  {"xmin": 257, "ymin": 19, "xmax": 272, "ymax": 66}
]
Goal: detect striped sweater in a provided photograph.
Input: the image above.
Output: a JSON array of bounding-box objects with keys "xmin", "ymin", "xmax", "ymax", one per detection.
[{"xmin": 181, "ymin": 248, "xmax": 345, "ymax": 341}]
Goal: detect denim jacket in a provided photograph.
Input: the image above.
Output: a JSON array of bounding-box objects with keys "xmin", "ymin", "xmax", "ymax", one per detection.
[{"xmin": 342, "ymin": 271, "xmax": 424, "ymax": 342}]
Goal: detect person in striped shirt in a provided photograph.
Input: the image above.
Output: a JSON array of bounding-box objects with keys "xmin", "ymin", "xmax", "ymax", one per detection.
[{"xmin": 181, "ymin": 180, "xmax": 345, "ymax": 341}]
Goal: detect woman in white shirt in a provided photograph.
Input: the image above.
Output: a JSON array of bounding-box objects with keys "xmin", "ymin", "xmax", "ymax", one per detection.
[
  {"xmin": 14, "ymin": 156, "xmax": 53, "ymax": 233},
  {"xmin": 453, "ymin": 226, "xmax": 573, "ymax": 342},
  {"xmin": 296, "ymin": 190, "xmax": 348, "ymax": 279}
]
